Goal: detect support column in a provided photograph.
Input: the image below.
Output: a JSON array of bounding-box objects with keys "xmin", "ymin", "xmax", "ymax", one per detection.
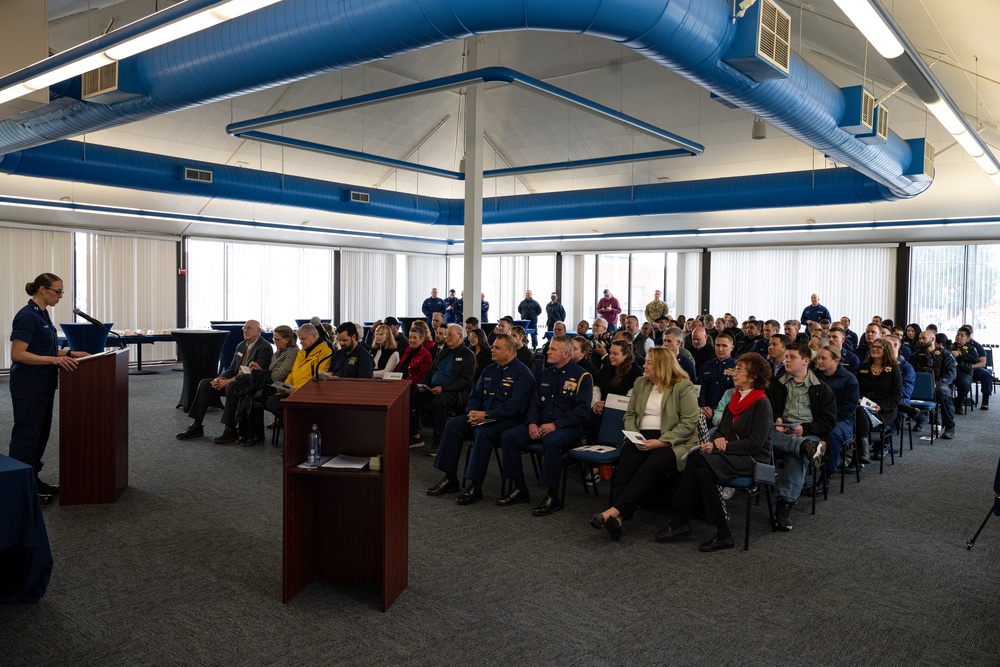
[{"xmin": 463, "ymin": 36, "xmax": 485, "ymax": 327}]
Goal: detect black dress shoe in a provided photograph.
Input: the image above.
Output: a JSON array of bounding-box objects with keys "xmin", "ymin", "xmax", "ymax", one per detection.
[
  {"xmin": 699, "ymin": 534, "xmax": 735, "ymax": 552},
  {"xmin": 214, "ymin": 427, "xmax": 239, "ymax": 444},
  {"xmin": 496, "ymin": 487, "xmax": 530, "ymax": 507},
  {"xmin": 456, "ymin": 484, "xmax": 483, "ymax": 505},
  {"xmin": 240, "ymin": 436, "xmax": 263, "ymax": 447},
  {"xmin": 531, "ymin": 494, "xmax": 562, "ymax": 516},
  {"xmin": 654, "ymin": 522, "xmax": 692, "ymax": 542},
  {"xmin": 590, "ymin": 513, "xmax": 606, "ymax": 529},
  {"xmin": 36, "ymin": 479, "xmax": 59, "ymax": 495},
  {"xmin": 38, "ymin": 492, "xmax": 54, "ymax": 506},
  {"xmin": 605, "ymin": 515, "xmax": 623, "ymax": 541},
  {"xmin": 426, "ymin": 477, "xmax": 460, "ymax": 496},
  {"xmin": 176, "ymin": 423, "xmax": 204, "ymax": 440}
]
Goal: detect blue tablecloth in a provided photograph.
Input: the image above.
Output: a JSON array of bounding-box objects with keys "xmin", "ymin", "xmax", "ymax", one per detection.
[{"xmin": 0, "ymin": 455, "xmax": 52, "ymax": 603}]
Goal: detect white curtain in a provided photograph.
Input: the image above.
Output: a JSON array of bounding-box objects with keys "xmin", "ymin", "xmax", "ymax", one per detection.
[
  {"xmin": 0, "ymin": 226, "xmax": 73, "ymax": 368},
  {"xmin": 79, "ymin": 234, "xmax": 178, "ymax": 362},
  {"xmin": 188, "ymin": 238, "xmax": 337, "ymax": 330},
  {"xmin": 709, "ymin": 245, "xmax": 895, "ymax": 325},
  {"xmin": 406, "ymin": 255, "xmax": 446, "ymax": 318},
  {"xmin": 341, "ymin": 250, "xmax": 396, "ymax": 324}
]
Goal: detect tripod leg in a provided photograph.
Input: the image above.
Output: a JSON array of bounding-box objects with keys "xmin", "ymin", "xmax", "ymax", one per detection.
[{"xmin": 967, "ymin": 510, "xmax": 994, "ymax": 549}]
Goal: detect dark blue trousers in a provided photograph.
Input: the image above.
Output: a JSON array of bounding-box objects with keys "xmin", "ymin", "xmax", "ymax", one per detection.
[{"xmin": 9, "ymin": 391, "xmax": 55, "ymax": 476}]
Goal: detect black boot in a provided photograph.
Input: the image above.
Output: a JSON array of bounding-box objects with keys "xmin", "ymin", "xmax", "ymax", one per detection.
[{"xmin": 858, "ymin": 437, "xmax": 871, "ymax": 465}]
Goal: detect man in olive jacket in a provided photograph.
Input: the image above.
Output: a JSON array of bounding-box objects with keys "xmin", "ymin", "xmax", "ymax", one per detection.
[{"xmin": 765, "ymin": 343, "xmax": 837, "ymax": 532}]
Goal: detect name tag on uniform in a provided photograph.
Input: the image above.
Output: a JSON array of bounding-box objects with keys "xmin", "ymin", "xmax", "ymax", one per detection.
[
  {"xmin": 383, "ymin": 372, "xmax": 403, "ymax": 380},
  {"xmin": 456, "ymin": 357, "xmax": 463, "ymax": 361}
]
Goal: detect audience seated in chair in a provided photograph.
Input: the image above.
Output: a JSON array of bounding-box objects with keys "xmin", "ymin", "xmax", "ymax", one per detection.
[
  {"xmin": 590, "ymin": 347, "xmax": 700, "ymax": 541},
  {"xmin": 425, "ymin": 334, "xmax": 535, "ymax": 505},
  {"xmin": 497, "ymin": 336, "xmax": 594, "ymax": 517},
  {"xmin": 655, "ymin": 352, "xmax": 774, "ymax": 552},
  {"xmin": 764, "ymin": 343, "xmax": 835, "ymax": 531}
]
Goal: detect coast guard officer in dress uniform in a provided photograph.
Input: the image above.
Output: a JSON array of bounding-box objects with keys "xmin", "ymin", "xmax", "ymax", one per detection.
[{"xmin": 497, "ymin": 335, "xmax": 593, "ymax": 516}]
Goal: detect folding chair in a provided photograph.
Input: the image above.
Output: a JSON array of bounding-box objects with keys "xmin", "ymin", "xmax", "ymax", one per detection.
[
  {"xmin": 562, "ymin": 394, "xmax": 630, "ymax": 507},
  {"xmin": 717, "ymin": 454, "xmax": 777, "ymax": 551}
]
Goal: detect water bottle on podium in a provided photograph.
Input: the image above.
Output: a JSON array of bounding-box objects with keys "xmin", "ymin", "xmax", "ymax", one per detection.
[{"xmin": 307, "ymin": 424, "xmax": 322, "ymax": 466}]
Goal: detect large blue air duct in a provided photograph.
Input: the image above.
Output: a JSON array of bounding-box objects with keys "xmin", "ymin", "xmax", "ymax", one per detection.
[{"xmin": 0, "ymin": 140, "xmax": 900, "ymax": 224}]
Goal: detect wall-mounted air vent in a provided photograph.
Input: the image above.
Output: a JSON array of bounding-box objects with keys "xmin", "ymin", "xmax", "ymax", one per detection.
[
  {"xmin": 81, "ymin": 60, "xmax": 143, "ymax": 104},
  {"xmin": 904, "ymin": 138, "xmax": 935, "ymax": 182},
  {"xmin": 722, "ymin": 0, "xmax": 791, "ymax": 82},
  {"xmin": 184, "ymin": 168, "xmax": 213, "ymax": 183},
  {"xmin": 839, "ymin": 86, "xmax": 875, "ymax": 135},
  {"xmin": 350, "ymin": 191, "xmax": 370, "ymax": 204}
]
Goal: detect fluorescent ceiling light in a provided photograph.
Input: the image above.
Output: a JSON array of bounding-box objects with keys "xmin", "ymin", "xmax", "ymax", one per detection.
[
  {"xmin": 973, "ymin": 153, "xmax": 1000, "ymax": 176},
  {"xmin": 926, "ymin": 99, "xmax": 966, "ymax": 135},
  {"xmin": 832, "ymin": 0, "xmax": 904, "ymax": 59},
  {"xmin": 24, "ymin": 53, "xmax": 115, "ymax": 90},
  {"xmin": 953, "ymin": 130, "xmax": 985, "ymax": 158},
  {"xmin": 1, "ymin": 0, "xmax": 281, "ymax": 105}
]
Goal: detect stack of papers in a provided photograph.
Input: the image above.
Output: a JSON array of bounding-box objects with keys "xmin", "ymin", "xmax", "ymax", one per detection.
[{"xmin": 320, "ymin": 455, "xmax": 371, "ymax": 471}]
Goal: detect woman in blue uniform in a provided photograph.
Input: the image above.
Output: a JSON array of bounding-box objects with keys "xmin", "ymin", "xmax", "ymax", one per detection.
[{"xmin": 9, "ymin": 273, "xmax": 88, "ymax": 502}]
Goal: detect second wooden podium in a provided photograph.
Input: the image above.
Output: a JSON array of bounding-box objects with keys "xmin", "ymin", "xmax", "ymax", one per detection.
[
  {"xmin": 58, "ymin": 348, "xmax": 129, "ymax": 505},
  {"xmin": 280, "ymin": 379, "xmax": 410, "ymax": 611}
]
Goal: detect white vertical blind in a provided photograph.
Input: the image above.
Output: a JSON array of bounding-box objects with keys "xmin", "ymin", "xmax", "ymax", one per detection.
[
  {"xmin": 709, "ymin": 246, "xmax": 894, "ymax": 324},
  {"xmin": 406, "ymin": 255, "xmax": 446, "ymax": 317},
  {"xmin": 341, "ymin": 250, "xmax": 395, "ymax": 323},
  {"xmin": 79, "ymin": 234, "xmax": 177, "ymax": 362},
  {"xmin": 1, "ymin": 227, "xmax": 73, "ymax": 368},
  {"xmin": 187, "ymin": 239, "xmax": 336, "ymax": 329}
]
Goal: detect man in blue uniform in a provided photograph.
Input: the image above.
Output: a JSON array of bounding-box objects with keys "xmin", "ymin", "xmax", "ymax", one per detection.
[
  {"xmin": 498, "ymin": 336, "xmax": 593, "ymax": 516},
  {"xmin": 426, "ymin": 334, "xmax": 534, "ymax": 504},
  {"xmin": 329, "ymin": 322, "xmax": 374, "ymax": 379},
  {"xmin": 480, "ymin": 292, "xmax": 489, "ymax": 323},
  {"xmin": 800, "ymin": 294, "xmax": 832, "ymax": 327},
  {"xmin": 545, "ymin": 292, "xmax": 566, "ymax": 335},
  {"xmin": 517, "ymin": 289, "xmax": 542, "ymax": 348},
  {"xmin": 421, "ymin": 288, "xmax": 445, "ymax": 326},
  {"xmin": 444, "ymin": 289, "xmax": 462, "ymax": 324},
  {"xmin": 697, "ymin": 332, "xmax": 736, "ymax": 425}
]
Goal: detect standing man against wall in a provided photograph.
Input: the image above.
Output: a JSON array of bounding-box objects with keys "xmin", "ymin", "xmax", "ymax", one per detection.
[
  {"xmin": 597, "ymin": 289, "xmax": 622, "ymax": 333},
  {"xmin": 518, "ymin": 289, "xmax": 542, "ymax": 348},
  {"xmin": 422, "ymin": 288, "xmax": 445, "ymax": 327}
]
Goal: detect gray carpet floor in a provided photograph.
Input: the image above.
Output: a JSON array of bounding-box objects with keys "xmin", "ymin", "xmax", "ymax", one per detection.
[{"xmin": 1, "ymin": 370, "xmax": 999, "ymax": 667}]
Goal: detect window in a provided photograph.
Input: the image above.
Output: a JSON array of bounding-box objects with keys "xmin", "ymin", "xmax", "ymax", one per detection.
[{"xmin": 910, "ymin": 244, "xmax": 1000, "ymax": 346}]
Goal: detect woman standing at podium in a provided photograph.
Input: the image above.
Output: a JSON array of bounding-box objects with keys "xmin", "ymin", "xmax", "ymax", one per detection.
[{"xmin": 8, "ymin": 273, "xmax": 88, "ymax": 503}]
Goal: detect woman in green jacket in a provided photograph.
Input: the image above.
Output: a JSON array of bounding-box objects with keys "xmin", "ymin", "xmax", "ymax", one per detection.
[{"xmin": 589, "ymin": 347, "xmax": 700, "ymax": 540}]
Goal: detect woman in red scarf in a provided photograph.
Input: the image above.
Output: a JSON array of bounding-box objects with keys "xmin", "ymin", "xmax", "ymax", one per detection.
[{"xmin": 655, "ymin": 352, "xmax": 773, "ymax": 552}]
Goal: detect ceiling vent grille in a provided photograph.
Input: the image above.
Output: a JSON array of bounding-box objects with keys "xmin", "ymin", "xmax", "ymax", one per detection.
[
  {"xmin": 80, "ymin": 60, "xmax": 144, "ymax": 104},
  {"xmin": 82, "ymin": 63, "xmax": 119, "ymax": 100},
  {"xmin": 903, "ymin": 138, "xmax": 935, "ymax": 182},
  {"xmin": 859, "ymin": 106, "xmax": 889, "ymax": 145},
  {"xmin": 758, "ymin": 0, "xmax": 791, "ymax": 73},
  {"xmin": 722, "ymin": 0, "xmax": 791, "ymax": 81},
  {"xmin": 184, "ymin": 167, "xmax": 213, "ymax": 183},
  {"xmin": 349, "ymin": 191, "xmax": 370, "ymax": 204},
  {"xmin": 839, "ymin": 86, "xmax": 875, "ymax": 135}
]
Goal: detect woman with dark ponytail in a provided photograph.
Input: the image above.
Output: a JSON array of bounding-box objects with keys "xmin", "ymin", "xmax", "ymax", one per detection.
[{"xmin": 9, "ymin": 273, "xmax": 88, "ymax": 504}]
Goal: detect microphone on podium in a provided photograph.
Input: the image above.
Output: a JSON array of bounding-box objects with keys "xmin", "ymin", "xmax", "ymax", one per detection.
[{"xmin": 73, "ymin": 308, "xmax": 125, "ymax": 348}]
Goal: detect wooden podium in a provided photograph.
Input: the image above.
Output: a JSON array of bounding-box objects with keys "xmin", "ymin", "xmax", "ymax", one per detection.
[
  {"xmin": 58, "ymin": 348, "xmax": 129, "ymax": 505},
  {"xmin": 281, "ymin": 379, "xmax": 409, "ymax": 611}
]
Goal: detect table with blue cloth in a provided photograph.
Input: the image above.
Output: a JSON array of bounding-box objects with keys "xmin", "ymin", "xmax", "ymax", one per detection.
[{"xmin": 0, "ymin": 454, "xmax": 52, "ymax": 603}]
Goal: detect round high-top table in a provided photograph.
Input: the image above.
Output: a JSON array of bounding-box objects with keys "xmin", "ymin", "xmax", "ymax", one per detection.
[{"xmin": 172, "ymin": 329, "xmax": 229, "ymax": 413}]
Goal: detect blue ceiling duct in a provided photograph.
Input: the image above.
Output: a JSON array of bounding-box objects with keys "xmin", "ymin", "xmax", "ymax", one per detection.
[
  {"xmin": 0, "ymin": 0, "xmax": 929, "ymax": 225},
  {"xmin": 0, "ymin": 140, "xmax": 900, "ymax": 224}
]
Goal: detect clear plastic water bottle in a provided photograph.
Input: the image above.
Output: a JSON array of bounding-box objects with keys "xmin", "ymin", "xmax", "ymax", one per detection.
[{"xmin": 307, "ymin": 424, "xmax": 322, "ymax": 465}]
